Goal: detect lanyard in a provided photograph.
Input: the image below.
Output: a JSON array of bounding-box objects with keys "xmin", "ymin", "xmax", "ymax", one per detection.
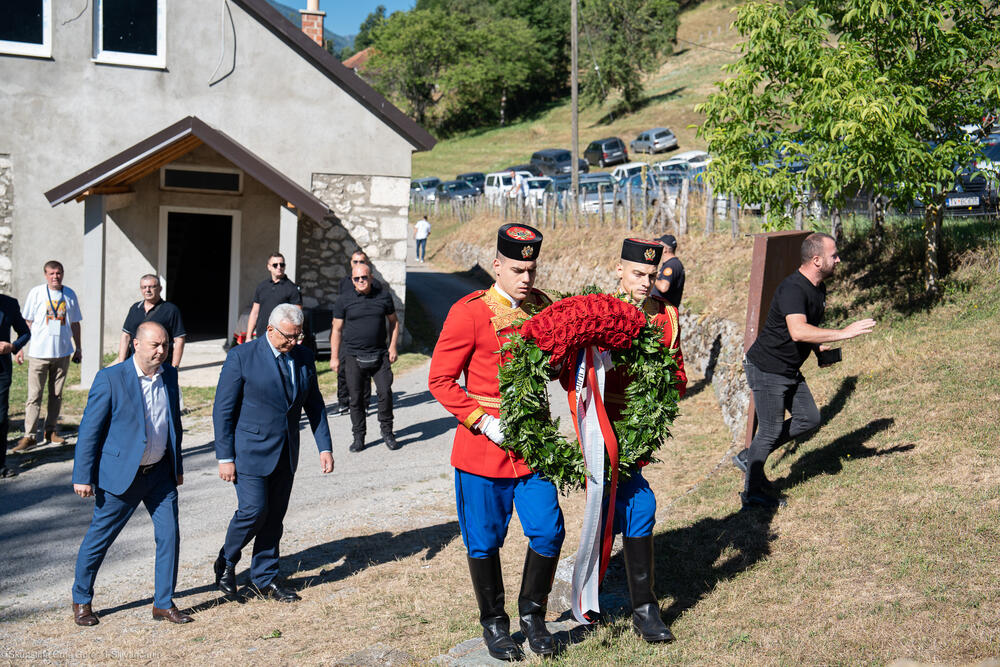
[{"xmin": 45, "ymin": 286, "xmax": 65, "ymax": 320}]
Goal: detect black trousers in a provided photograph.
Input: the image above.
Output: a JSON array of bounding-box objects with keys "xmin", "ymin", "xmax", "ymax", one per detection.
[
  {"xmin": 0, "ymin": 365, "xmax": 10, "ymax": 469},
  {"xmin": 343, "ymin": 352, "xmax": 393, "ymax": 437},
  {"xmin": 337, "ymin": 351, "xmax": 370, "ymax": 409}
]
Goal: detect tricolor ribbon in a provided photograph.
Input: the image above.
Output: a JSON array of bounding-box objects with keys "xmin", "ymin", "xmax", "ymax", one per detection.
[{"xmin": 569, "ymin": 346, "xmax": 621, "ymax": 624}]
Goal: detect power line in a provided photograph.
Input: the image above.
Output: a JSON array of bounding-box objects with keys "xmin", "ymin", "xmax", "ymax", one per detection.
[{"xmin": 675, "ymin": 36, "xmax": 740, "ymax": 55}]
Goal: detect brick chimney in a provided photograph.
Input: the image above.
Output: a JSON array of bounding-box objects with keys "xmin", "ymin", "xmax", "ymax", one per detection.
[{"xmin": 300, "ymin": 0, "xmax": 325, "ymax": 48}]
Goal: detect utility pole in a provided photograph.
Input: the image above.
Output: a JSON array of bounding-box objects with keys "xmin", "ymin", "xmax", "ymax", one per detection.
[{"xmin": 570, "ymin": 0, "xmax": 579, "ymax": 227}]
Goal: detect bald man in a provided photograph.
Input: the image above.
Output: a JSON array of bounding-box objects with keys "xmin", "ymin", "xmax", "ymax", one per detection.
[{"xmin": 71, "ymin": 321, "xmax": 191, "ymax": 626}]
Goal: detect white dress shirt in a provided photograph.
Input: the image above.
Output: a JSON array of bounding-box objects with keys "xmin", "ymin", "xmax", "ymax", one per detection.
[{"xmin": 133, "ymin": 357, "xmax": 169, "ymax": 466}]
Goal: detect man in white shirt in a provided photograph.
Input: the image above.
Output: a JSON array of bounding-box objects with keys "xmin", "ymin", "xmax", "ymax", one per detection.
[
  {"xmin": 414, "ymin": 215, "xmax": 431, "ymax": 263},
  {"xmin": 14, "ymin": 261, "xmax": 82, "ymax": 452}
]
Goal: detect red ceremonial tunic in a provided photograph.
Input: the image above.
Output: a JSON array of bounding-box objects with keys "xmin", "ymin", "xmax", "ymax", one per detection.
[{"xmin": 429, "ymin": 285, "xmax": 552, "ymax": 478}]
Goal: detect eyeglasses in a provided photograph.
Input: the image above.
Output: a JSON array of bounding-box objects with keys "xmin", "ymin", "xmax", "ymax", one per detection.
[
  {"xmin": 140, "ymin": 285, "xmax": 161, "ymax": 291},
  {"xmin": 271, "ymin": 327, "xmax": 305, "ymax": 343},
  {"xmin": 271, "ymin": 263, "xmax": 286, "ymax": 268},
  {"xmin": 352, "ymin": 276, "xmax": 370, "ymax": 283}
]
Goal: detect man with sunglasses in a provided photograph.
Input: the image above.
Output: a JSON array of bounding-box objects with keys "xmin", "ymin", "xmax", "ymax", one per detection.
[
  {"xmin": 335, "ymin": 251, "xmax": 374, "ymax": 416},
  {"xmin": 213, "ymin": 303, "xmax": 333, "ymax": 603},
  {"xmin": 245, "ymin": 253, "xmax": 301, "ymax": 342},
  {"xmin": 116, "ymin": 275, "xmax": 186, "ymax": 368},
  {"xmin": 331, "ymin": 264, "xmax": 399, "ymax": 453}
]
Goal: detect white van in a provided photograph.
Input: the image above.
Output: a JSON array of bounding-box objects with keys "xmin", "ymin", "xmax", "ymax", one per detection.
[{"xmin": 484, "ymin": 171, "xmax": 515, "ymax": 203}]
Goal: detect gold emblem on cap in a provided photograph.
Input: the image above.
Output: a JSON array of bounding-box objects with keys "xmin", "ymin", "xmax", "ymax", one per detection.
[
  {"xmin": 644, "ymin": 248, "xmax": 656, "ymax": 261},
  {"xmin": 522, "ymin": 246, "xmax": 534, "ymax": 258}
]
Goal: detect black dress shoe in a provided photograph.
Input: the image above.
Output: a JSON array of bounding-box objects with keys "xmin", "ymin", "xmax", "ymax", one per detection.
[
  {"xmin": 740, "ymin": 491, "xmax": 787, "ymax": 510},
  {"xmin": 214, "ymin": 556, "xmax": 237, "ymax": 597},
  {"xmin": 253, "ymin": 580, "xmax": 301, "ymax": 603},
  {"xmin": 349, "ymin": 435, "xmax": 365, "ymax": 452}
]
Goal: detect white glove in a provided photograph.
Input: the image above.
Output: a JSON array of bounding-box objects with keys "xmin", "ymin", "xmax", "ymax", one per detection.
[{"xmin": 476, "ymin": 414, "xmax": 505, "ymax": 445}]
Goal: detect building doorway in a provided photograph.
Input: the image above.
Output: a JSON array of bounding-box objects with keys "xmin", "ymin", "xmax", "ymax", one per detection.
[{"xmin": 165, "ymin": 211, "xmax": 232, "ymax": 340}]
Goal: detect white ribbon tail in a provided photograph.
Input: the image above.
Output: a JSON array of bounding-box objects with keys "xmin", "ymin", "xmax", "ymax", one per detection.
[{"xmin": 570, "ymin": 346, "xmax": 609, "ymax": 624}]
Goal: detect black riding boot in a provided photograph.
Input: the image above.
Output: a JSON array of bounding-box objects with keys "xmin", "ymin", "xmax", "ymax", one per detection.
[
  {"xmin": 468, "ymin": 555, "xmax": 523, "ymax": 661},
  {"xmin": 622, "ymin": 535, "xmax": 675, "ymax": 643},
  {"xmin": 517, "ymin": 548, "xmax": 560, "ymax": 657}
]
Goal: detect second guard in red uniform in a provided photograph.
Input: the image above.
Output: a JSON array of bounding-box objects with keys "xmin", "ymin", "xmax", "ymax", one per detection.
[{"xmin": 429, "ymin": 224, "xmax": 564, "ymax": 661}]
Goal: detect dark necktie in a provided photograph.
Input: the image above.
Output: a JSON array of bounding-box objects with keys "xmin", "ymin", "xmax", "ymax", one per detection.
[{"xmin": 277, "ymin": 353, "xmax": 293, "ymax": 401}]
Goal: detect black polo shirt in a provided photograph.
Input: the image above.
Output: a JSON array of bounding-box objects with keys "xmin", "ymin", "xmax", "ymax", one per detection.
[
  {"xmin": 651, "ymin": 256, "xmax": 685, "ymax": 307},
  {"xmin": 122, "ymin": 300, "xmax": 186, "ymax": 360},
  {"xmin": 332, "ymin": 282, "xmax": 395, "ymax": 356},
  {"xmin": 746, "ymin": 271, "xmax": 826, "ymax": 377},
  {"xmin": 253, "ymin": 276, "xmax": 302, "ymax": 337}
]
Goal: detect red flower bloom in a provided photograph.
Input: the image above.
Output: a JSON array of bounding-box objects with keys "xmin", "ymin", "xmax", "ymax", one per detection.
[{"xmin": 521, "ymin": 293, "xmax": 646, "ymax": 367}]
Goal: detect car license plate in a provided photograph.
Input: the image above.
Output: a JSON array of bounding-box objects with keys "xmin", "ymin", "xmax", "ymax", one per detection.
[{"xmin": 946, "ymin": 196, "xmax": 979, "ymax": 207}]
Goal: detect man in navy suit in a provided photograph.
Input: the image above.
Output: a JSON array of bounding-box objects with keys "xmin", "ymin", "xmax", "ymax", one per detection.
[
  {"xmin": 213, "ymin": 303, "xmax": 334, "ymax": 602},
  {"xmin": 0, "ymin": 293, "xmax": 30, "ymax": 478},
  {"xmin": 71, "ymin": 321, "xmax": 191, "ymax": 626}
]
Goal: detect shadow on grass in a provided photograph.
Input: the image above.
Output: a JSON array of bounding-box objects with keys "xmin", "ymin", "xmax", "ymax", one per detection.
[
  {"xmin": 771, "ymin": 375, "xmax": 858, "ymax": 466},
  {"xmin": 683, "ymin": 334, "xmax": 722, "ymax": 399},
  {"xmin": 593, "ymin": 88, "xmax": 687, "ymax": 126},
  {"xmin": 284, "ymin": 520, "xmax": 461, "ymax": 590}
]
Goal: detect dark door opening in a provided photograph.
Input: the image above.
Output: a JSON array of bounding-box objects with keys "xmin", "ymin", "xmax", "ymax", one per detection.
[{"xmin": 166, "ymin": 211, "xmax": 232, "ymax": 341}]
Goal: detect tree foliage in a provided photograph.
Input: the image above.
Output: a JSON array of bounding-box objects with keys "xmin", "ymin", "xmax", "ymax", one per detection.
[
  {"xmin": 697, "ymin": 0, "xmax": 1000, "ymax": 294},
  {"xmin": 342, "ymin": 4, "xmax": 386, "ymax": 58},
  {"xmin": 580, "ymin": 0, "xmax": 679, "ymax": 111}
]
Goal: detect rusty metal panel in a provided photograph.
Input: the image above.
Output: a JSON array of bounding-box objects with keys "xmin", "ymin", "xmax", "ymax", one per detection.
[{"xmin": 742, "ymin": 230, "xmax": 812, "ymax": 450}]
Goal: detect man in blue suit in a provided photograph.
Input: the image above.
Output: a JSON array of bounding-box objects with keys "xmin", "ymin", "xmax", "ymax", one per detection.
[
  {"xmin": 71, "ymin": 322, "xmax": 191, "ymax": 626},
  {"xmin": 214, "ymin": 303, "xmax": 334, "ymax": 603}
]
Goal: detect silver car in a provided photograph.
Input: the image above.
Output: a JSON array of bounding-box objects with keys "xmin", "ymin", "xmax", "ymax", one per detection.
[{"xmin": 630, "ymin": 127, "xmax": 678, "ymax": 154}]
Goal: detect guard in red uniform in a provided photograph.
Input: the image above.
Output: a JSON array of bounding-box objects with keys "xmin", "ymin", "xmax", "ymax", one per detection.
[
  {"xmin": 604, "ymin": 238, "xmax": 687, "ymax": 643},
  {"xmin": 429, "ymin": 224, "xmax": 565, "ymax": 661}
]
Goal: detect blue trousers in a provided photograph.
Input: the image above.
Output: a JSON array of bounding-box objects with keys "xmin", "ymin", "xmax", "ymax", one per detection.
[
  {"xmin": 605, "ymin": 469, "xmax": 656, "ymax": 538},
  {"xmin": 455, "ymin": 470, "xmax": 565, "ymax": 558},
  {"xmin": 415, "ymin": 238, "xmax": 427, "ymax": 261},
  {"xmin": 221, "ymin": 450, "xmax": 294, "ymax": 587},
  {"xmin": 72, "ymin": 461, "xmax": 179, "ymax": 609}
]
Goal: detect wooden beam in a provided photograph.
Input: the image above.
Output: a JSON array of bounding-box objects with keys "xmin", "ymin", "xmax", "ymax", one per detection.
[{"xmin": 74, "ymin": 185, "xmax": 133, "ymax": 201}]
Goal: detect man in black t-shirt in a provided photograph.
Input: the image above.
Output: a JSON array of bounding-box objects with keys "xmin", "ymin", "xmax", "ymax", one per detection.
[
  {"xmin": 331, "ymin": 263, "xmax": 400, "ymax": 453},
  {"xmin": 116, "ymin": 275, "xmax": 186, "ymax": 367},
  {"xmin": 651, "ymin": 234, "xmax": 685, "ymax": 308},
  {"xmin": 739, "ymin": 233, "xmax": 876, "ymax": 509},
  {"xmin": 246, "ymin": 253, "xmax": 301, "ymax": 340},
  {"xmin": 335, "ymin": 250, "xmax": 374, "ymax": 415}
]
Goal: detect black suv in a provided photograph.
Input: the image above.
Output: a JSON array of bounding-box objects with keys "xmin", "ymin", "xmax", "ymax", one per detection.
[
  {"xmin": 457, "ymin": 171, "xmax": 486, "ymax": 194},
  {"xmin": 529, "ymin": 149, "xmax": 589, "ymax": 177},
  {"xmin": 583, "ymin": 137, "xmax": 628, "ymax": 167}
]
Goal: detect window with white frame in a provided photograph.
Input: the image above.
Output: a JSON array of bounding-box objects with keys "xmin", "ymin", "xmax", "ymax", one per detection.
[
  {"xmin": 0, "ymin": 0, "xmax": 52, "ymax": 58},
  {"xmin": 93, "ymin": 0, "xmax": 165, "ymax": 69}
]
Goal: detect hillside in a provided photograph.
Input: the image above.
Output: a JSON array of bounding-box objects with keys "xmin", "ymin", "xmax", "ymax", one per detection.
[{"xmin": 412, "ymin": 0, "xmax": 742, "ymax": 180}]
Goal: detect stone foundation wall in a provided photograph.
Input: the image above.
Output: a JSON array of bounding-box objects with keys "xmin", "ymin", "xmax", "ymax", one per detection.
[
  {"xmin": 300, "ymin": 174, "xmax": 409, "ymax": 337},
  {"xmin": 440, "ymin": 237, "xmax": 750, "ymax": 444},
  {"xmin": 0, "ymin": 155, "xmax": 12, "ymax": 292}
]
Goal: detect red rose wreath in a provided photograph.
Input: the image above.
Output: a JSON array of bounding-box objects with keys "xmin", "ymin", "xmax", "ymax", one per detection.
[{"xmin": 498, "ymin": 292, "xmax": 683, "ymax": 492}]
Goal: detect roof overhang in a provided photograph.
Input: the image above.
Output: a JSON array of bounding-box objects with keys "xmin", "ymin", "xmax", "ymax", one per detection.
[{"xmin": 44, "ymin": 116, "xmax": 331, "ymax": 222}]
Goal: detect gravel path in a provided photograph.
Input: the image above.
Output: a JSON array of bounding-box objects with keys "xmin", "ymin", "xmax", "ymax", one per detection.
[{"xmin": 0, "ymin": 250, "xmax": 486, "ymax": 625}]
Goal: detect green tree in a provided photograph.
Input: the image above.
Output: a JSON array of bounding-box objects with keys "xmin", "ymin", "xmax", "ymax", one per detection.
[
  {"xmin": 697, "ymin": 0, "xmax": 1000, "ymax": 296},
  {"xmin": 580, "ymin": 0, "xmax": 679, "ymax": 111},
  {"xmin": 343, "ymin": 4, "xmax": 387, "ymax": 59}
]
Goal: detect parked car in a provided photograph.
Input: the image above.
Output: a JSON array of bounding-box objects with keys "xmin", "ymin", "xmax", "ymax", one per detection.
[
  {"xmin": 656, "ymin": 149, "xmax": 709, "ymax": 166},
  {"xmin": 615, "ymin": 172, "xmax": 662, "ymax": 209},
  {"xmin": 529, "ymin": 148, "xmax": 589, "ymax": 177},
  {"xmin": 456, "ymin": 171, "xmax": 486, "ymax": 194},
  {"xmin": 630, "ymin": 127, "xmax": 678, "ymax": 154},
  {"xmin": 543, "ymin": 174, "xmax": 574, "ymax": 209},
  {"xmin": 410, "ymin": 176, "xmax": 441, "ymax": 202},
  {"xmin": 502, "ymin": 163, "xmax": 543, "ymax": 177},
  {"xmin": 435, "ymin": 179, "xmax": 480, "ymax": 201},
  {"xmin": 302, "ymin": 306, "xmax": 332, "ymax": 359},
  {"xmin": 583, "ymin": 137, "xmax": 628, "ymax": 167},
  {"xmin": 520, "ymin": 177, "xmax": 553, "ymax": 207},
  {"xmin": 612, "ymin": 162, "xmax": 648, "ymax": 184},
  {"xmin": 578, "ymin": 179, "xmax": 616, "ymax": 213},
  {"xmin": 484, "ymin": 171, "xmax": 516, "ymax": 203},
  {"xmin": 580, "ymin": 172, "xmax": 615, "ymax": 187}
]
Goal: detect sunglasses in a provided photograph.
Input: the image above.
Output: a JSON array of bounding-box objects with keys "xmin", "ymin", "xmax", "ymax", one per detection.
[
  {"xmin": 352, "ymin": 276, "xmax": 370, "ymax": 282},
  {"xmin": 271, "ymin": 263, "xmax": 286, "ymax": 268},
  {"xmin": 140, "ymin": 285, "xmax": 160, "ymax": 290}
]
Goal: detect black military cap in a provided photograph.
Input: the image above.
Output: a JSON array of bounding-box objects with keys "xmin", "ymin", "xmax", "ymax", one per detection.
[
  {"xmin": 497, "ymin": 224, "xmax": 543, "ymax": 260},
  {"xmin": 620, "ymin": 238, "xmax": 662, "ymax": 265}
]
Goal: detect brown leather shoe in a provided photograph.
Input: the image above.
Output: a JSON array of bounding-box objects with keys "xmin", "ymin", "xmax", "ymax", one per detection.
[
  {"xmin": 45, "ymin": 430, "xmax": 66, "ymax": 445},
  {"xmin": 12, "ymin": 436, "xmax": 36, "ymax": 453},
  {"xmin": 73, "ymin": 602, "xmax": 99, "ymax": 626},
  {"xmin": 152, "ymin": 605, "xmax": 194, "ymax": 624}
]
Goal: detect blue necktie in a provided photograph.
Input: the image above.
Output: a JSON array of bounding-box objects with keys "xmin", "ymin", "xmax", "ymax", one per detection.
[{"xmin": 277, "ymin": 353, "xmax": 293, "ymax": 401}]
